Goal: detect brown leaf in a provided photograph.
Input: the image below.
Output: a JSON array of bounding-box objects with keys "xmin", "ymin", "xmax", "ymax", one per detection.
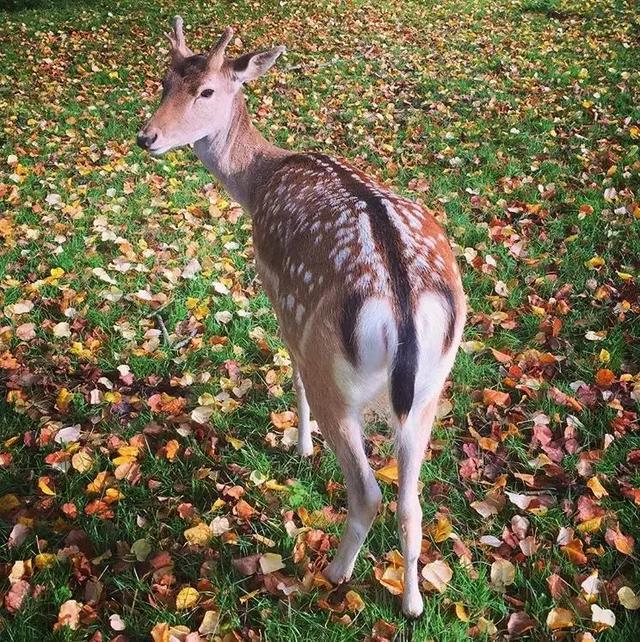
[
  {"xmin": 232, "ymin": 554, "xmax": 261, "ymax": 576},
  {"xmin": 507, "ymin": 611, "xmax": 536, "ymax": 637}
]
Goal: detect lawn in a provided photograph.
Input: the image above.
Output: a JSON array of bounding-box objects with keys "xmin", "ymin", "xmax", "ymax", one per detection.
[{"xmin": 0, "ymin": 0, "xmax": 639, "ymax": 640}]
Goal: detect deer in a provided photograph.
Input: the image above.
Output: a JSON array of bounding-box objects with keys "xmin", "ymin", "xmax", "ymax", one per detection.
[{"xmin": 137, "ymin": 16, "xmax": 466, "ymax": 618}]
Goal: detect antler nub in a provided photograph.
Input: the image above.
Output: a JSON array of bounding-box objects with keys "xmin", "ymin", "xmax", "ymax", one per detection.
[{"xmin": 165, "ymin": 15, "xmax": 192, "ymax": 59}]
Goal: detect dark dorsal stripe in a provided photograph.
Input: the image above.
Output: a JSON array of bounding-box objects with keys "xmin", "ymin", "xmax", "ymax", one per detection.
[{"xmin": 316, "ymin": 154, "xmax": 418, "ymax": 420}]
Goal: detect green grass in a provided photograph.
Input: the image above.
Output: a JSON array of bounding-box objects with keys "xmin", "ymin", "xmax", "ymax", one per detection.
[{"xmin": 0, "ymin": 0, "xmax": 639, "ymax": 640}]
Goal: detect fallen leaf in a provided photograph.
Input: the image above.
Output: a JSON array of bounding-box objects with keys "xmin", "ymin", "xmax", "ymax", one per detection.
[
  {"xmin": 546, "ymin": 607, "xmax": 575, "ymax": 630},
  {"xmin": 618, "ymin": 586, "xmax": 640, "ymax": 610},
  {"xmin": 591, "ymin": 604, "xmax": 615, "ymax": 629},
  {"xmin": 259, "ymin": 552, "xmax": 285, "ymax": 574},
  {"xmin": 421, "ymin": 559, "xmax": 452, "ymax": 593},
  {"xmin": 490, "ymin": 559, "xmax": 515, "ymax": 592},
  {"xmin": 176, "ymin": 586, "xmax": 200, "ymax": 610}
]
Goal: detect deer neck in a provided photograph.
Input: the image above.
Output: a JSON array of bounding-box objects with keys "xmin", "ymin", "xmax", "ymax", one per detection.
[{"xmin": 193, "ymin": 93, "xmax": 290, "ymax": 211}]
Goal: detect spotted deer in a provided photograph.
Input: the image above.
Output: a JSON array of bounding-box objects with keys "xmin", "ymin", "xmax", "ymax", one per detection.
[{"xmin": 137, "ymin": 17, "xmax": 465, "ymax": 618}]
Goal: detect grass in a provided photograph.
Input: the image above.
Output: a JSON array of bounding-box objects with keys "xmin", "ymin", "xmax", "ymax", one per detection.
[{"xmin": 0, "ymin": 0, "xmax": 639, "ymax": 640}]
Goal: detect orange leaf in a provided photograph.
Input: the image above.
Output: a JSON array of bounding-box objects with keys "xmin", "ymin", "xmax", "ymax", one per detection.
[
  {"xmin": 270, "ymin": 410, "xmax": 296, "ymax": 430},
  {"xmin": 165, "ymin": 439, "xmax": 180, "ymax": 461},
  {"xmin": 234, "ymin": 499, "xmax": 256, "ymax": 520},
  {"xmin": 595, "ymin": 369, "xmax": 615, "ymax": 387},
  {"xmin": 84, "ymin": 500, "xmax": 114, "ymax": 520},
  {"xmin": 482, "ymin": 389, "xmax": 511, "ymax": 407},
  {"xmin": 561, "ymin": 538, "xmax": 587, "ymax": 565},
  {"xmin": 586, "ymin": 476, "xmax": 608, "ymax": 499},
  {"xmin": 605, "ymin": 526, "xmax": 634, "ymax": 555}
]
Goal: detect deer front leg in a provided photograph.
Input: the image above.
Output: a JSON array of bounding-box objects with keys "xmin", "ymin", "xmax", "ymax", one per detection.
[{"xmin": 293, "ymin": 367, "xmax": 314, "ymax": 457}]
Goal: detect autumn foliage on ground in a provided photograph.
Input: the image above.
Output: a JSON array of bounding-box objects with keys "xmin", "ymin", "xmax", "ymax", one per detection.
[{"xmin": 0, "ymin": 0, "xmax": 639, "ymax": 640}]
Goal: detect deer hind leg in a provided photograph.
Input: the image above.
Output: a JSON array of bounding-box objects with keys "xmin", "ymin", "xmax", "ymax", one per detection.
[
  {"xmin": 395, "ymin": 395, "xmax": 440, "ymax": 618},
  {"xmin": 322, "ymin": 411, "xmax": 382, "ymax": 584},
  {"xmin": 293, "ymin": 366, "xmax": 313, "ymax": 457}
]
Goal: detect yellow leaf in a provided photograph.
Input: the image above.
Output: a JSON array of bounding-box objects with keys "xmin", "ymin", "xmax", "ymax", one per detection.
[
  {"xmin": 118, "ymin": 445, "xmax": 139, "ymax": 458},
  {"xmin": 112, "ymin": 455, "xmax": 136, "ymax": 466},
  {"xmin": 345, "ymin": 590, "xmax": 365, "ymax": 612},
  {"xmin": 585, "ymin": 256, "xmax": 604, "ymax": 270},
  {"xmin": 71, "ymin": 450, "xmax": 93, "ymax": 473},
  {"xmin": 184, "ymin": 522, "xmax": 212, "ymax": 546},
  {"xmin": 577, "ymin": 516, "xmax": 603, "ymax": 533},
  {"xmin": 35, "ymin": 553, "xmax": 57, "ymax": 570},
  {"xmin": 165, "ymin": 439, "xmax": 179, "ymax": 461},
  {"xmin": 378, "ymin": 564, "xmax": 404, "ymax": 595},
  {"xmin": 455, "ymin": 602, "xmax": 470, "ymax": 622},
  {"xmin": 226, "ymin": 436, "xmax": 244, "ymax": 450},
  {"xmin": 86, "ymin": 471, "xmax": 111, "ymax": 494},
  {"xmin": 38, "ymin": 477, "xmax": 56, "ymax": 496},
  {"xmin": 105, "ymin": 487, "xmax": 124, "ymax": 503},
  {"xmin": 175, "ymin": 586, "xmax": 200, "ymax": 610},
  {"xmin": 375, "ymin": 461, "xmax": 399, "ymax": 484},
  {"xmin": 55, "ymin": 388, "xmax": 73, "ymax": 413},
  {"xmin": 432, "ymin": 516, "xmax": 452, "ymax": 543},
  {"xmin": 598, "ymin": 349, "xmax": 610, "ymax": 364},
  {"xmin": 264, "ymin": 479, "xmax": 288, "ymax": 491}
]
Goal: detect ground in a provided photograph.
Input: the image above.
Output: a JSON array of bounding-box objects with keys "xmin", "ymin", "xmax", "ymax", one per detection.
[{"xmin": 0, "ymin": 0, "xmax": 639, "ymax": 640}]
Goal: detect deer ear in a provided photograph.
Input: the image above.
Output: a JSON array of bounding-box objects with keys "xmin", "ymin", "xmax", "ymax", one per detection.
[{"xmin": 232, "ymin": 46, "xmax": 285, "ymax": 83}]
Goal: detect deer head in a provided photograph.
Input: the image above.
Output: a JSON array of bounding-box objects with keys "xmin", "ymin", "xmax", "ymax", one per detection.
[{"xmin": 137, "ymin": 16, "xmax": 285, "ymax": 155}]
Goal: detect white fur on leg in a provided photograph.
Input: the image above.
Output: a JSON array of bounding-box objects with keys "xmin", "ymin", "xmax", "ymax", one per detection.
[
  {"xmin": 396, "ymin": 399, "xmax": 438, "ymax": 619},
  {"xmin": 294, "ymin": 369, "xmax": 314, "ymax": 457}
]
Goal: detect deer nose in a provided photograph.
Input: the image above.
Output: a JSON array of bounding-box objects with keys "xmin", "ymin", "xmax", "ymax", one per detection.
[{"xmin": 136, "ymin": 129, "xmax": 159, "ymax": 150}]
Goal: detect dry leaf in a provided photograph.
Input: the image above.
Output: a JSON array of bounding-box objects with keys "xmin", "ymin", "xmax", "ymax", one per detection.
[
  {"xmin": 490, "ymin": 559, "xmax": 515, "ymax": 592},
  {"xmin": 184, "ymin": 522, "xmax": 212, "ymax": 546},
  {"xmin": 259, "ymin": 552, "xmax": 285, "ymax": 574},
  {"xmin": 546, "ymin": 607, "xmax": 575, "ymax": 630},
  {"xmin": 421, "ymin": 559, "xmax": 453, "ymax": 593},
  {"xmin": 176, "ymin": 586, "xmax": 200, "ymax": 610},
  {"xmin": 618, "ymin": 586, "xmax": 640, "ymax": 610}
]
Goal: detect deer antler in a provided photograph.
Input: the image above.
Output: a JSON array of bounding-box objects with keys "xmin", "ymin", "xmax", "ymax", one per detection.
[
  {"xmin": 207, "ymin": 26, "xmax": 234, "ymax": 70},
  {"xmin": 165, "ymin": 15, "xmax": 192, "ymax": 60}
]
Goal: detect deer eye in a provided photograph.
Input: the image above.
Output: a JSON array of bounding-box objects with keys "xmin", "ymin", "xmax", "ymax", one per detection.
[{"xmin": 200, "ymin": 88, "xmax": 214, "ymax": 98}]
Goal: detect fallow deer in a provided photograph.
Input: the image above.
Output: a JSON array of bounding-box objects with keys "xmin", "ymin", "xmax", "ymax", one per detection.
[{"xmin": 137, "ymin": 17, "xmax": 465, "ymax": 618}]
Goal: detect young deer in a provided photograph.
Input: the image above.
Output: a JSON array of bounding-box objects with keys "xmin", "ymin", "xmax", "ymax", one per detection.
[{"xmin": 137, "ymin": 17, "xmax": 465, "ymax": 618}]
